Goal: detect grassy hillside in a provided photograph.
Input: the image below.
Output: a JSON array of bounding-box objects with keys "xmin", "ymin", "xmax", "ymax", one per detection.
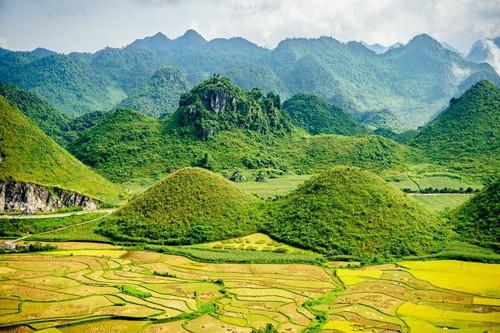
[
  {"xmin": 98, "ymin": 168, "xmax": 261, "ymax": 244},
  {"xmin": 0, "ymin": 82, "xmax": 76, "ymax": 145},
  {"xmin": 0, "ymin": 96, "xmax": 125, "ymax": 204},
  {"xmin": 70, "ymin": 77, "xmax": 421, "ymax": 183},
  {"xmin": 266, "ymin": 166, "xmax": 449, "ymax": 258},
  {"xmin": 451, "ymin": 179, "xmax": 499, "ymax": 249},
  {"xmin": 69, "ymin": 109, "xmax": 165, "ymax": 182},
  {"xmin": 70, "ymin": 107, "xmax": 420, "ymax": 183},
  {"xmin": 116, "ymin": 67, "xmax": 189, "ymax": 118},
  {"xmin": 282, "ymin": 93, "xmax": 366, "ymax": 135},
  {"xmin": 412, "ymin": 80, "xmax": 500, "ymax": 177}
]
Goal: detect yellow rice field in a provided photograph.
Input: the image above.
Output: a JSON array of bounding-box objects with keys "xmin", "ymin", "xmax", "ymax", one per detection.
[{"xmin": 0, "ymin": 246, "xmax": 498, "ymax": 332}]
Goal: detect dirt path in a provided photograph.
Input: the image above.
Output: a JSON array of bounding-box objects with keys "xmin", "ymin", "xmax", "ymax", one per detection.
[{"xmin": 0, "ymin": 208, "xmax": 115, "ymax": 220}]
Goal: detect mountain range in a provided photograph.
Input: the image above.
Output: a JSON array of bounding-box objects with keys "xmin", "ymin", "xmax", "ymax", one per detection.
[{"xmin": 0, "ymin": 31, "xmax": 498, "ymax": 130}]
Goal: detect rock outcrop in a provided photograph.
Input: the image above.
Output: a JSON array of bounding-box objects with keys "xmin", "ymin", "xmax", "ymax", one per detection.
[{"xmin": 0, "ymin": 180, "xmax": 98, "ymax": 214}]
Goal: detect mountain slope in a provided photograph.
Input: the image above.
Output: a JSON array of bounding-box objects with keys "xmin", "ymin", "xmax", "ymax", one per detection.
[
  {"xmin": 0, "ymin": 82, "xmax": 76, "ymax": 145},
  {"xmin": 116, "ymin": 67, "xmax": 189, "ymax": 118},
  {"xmin": 0, "ymin": 96, "xmax": 124, "ymax": 204},
  {"xmin": 0, "ymin": 54, "xmax": 126, "ymax": 116},
  {"xmin": 171, "ymin": 76, "xmax": 291, "ymax": 140},
  {"xmin": 2, "ymin": 31, "xmax": 498, "ymax": 128},
  {"xmin": 467, "ymin": 37, "xmax": 500, "ymax": 74},
  {"xmin": 267, "ymin": 166, "xmax": 448, "ymax": 258},
  {"xmin": 412, "ymin": 80, "xmax": 500, "ymax": 176},
  {"xmin": 282, "ymin": 93, "xmax": 366, "ymax": 135},
  {"xmin": 451, "ymin": 179, "xmax": 499, "ymax": 249},
  {"xmin": 98, "ymin": 168, "xmax": 260, "ymax": 243}
]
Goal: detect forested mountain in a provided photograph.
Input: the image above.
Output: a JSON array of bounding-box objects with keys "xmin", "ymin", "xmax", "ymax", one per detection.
[
  {"xmin": 412, "ymin": 80, "xmax": 499, "ymax": 176},
  {"xmin": 69, "ymin": 77, "xmax": 419, "ymax": 183},
  {"xmin": 0, "ymin": 96, "xmax": 124, "ymax": 204},
  {"xmin": 282, "ymin": 93, "xmax": 366, "ymax": 135},
  {"xmin": 0, "ymin": 31, "xmax": 497, "ymax": 127},
  {"xmin": 171, "ymin": 76, "xmax": 291, "ymax": 140},
  {"xmin": 0, "ymin": 54, "xmax": 126, "ymax": 116},
  {"xmin": 117, "ymin": 67, "xmax": 189, "ymax": 118}
]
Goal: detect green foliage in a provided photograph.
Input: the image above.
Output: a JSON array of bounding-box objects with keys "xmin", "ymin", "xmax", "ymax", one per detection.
[
  {"xmin": 0, "ymin": 242, "xmax": 57, "ymax": 254},
  {"xmin": 266, "ymin": 166, "xmax": 450, "ymax": 258},
  {"xmin": 68, "ymin": 109, "xmax": 165, "ymax": 182},
  {"xmin": 0, "ymin": 54, "xmax": 126, "ymax": 116},
  {"xmin": 251, "ymin": 323, "xmax": 279, "ymax": 333},
  {"xmin": 412, "ymin": 80, "xmax": 500, "ymax": 177},
  {"xmin": 98, "ymin": 168, "xmax": 262, "ymax": 244},
  {"xmin": 120, "ymin": 285, "xmax": 151, "ymax": 298},
  {"xmin": 0, "ymin": 82, "xmax": 75, "ymax": 145},
  {"xmin": 450, "ymin": 179, "xmax": 499, "ymax": 249},
  {"xmin": 0, "ymin": 97, "xmax": 125, "ymax": 204},
  {"xmin": 173, "ymin": 75, "xmax": 292, "ymax": 140},
  {"xmin": 141, "ymin": 244, "xmax": 325, "ymax": 264},
  {"xmin": 117, "ymin": 67, "xmax": 189, "ymax": 118},
  {"xmin": 69, "ymin": 107, "xmax": 419, "ymax": 183},
  {"xmin": 282, "ymin": 93, "xmax": 366, "ymax": 135}
]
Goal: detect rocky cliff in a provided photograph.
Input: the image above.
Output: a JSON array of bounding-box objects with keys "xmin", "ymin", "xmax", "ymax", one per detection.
[{"xmin": 0, "ymin": 180, "xmax": 98, "ymax": 214}]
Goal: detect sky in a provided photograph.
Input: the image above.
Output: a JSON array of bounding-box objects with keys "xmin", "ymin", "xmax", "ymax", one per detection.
[{"xmin": 0, "ymin": 0, "xmax": 499, "ymax": 54}]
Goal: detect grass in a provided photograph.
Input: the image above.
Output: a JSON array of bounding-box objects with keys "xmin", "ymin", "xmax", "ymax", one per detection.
[
  {"xmin": 28, "ymin": 217, "xmax": 111, "ymax": 242},
  {"xmin": 0, "ymin": 212, "xmax": 107, "ymax": 238},
  {"xmin": 235, "ymin": 175, "xmax": 312, "ymax": 198},
  {"xmin": 0, "ymin": 96, "xmax": 126, "ymax": 205},
  {"xmin": 120, "ymin": 285, "xmax": 152, "ymax": 298},
  {"xmin": 98, "ymin": 168, "xmax": 263, "ymax": 244},
  {"xmin": 142, "ymin": 244, "xmax": 324, "ymax": 264},
  {"xmin": 267, "ymin": 166, "xmax": 449, "ymax": 258},
  {"xmin": 409, "ymin": 193, "xmax": 473, "ymax": 212}
]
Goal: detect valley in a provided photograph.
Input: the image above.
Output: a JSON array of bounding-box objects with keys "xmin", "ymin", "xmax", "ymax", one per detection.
[{"xmin": 0, "ymin": 5, "xmax": 499, "ymax": 331}]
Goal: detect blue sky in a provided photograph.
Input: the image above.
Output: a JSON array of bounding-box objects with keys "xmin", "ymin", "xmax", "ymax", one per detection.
[{"xmin": 0, "ymin": 0, "xmax": 498, "ymax": 53}]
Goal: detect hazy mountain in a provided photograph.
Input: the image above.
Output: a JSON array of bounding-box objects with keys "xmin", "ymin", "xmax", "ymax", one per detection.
[
  {"xmin": 360, "ymin": 41, "xmax": 388, "ymax": 54},
  {"xmin": 1, "ymin": 30, "xmax": 498, "ymax": 127},
  {"xmin": 117, "ymin": 67, "xmax": 189, "ymax": 118},
  {"xmin": 466, "ymin": 37, "xmax": 500, "ymax": 74}
]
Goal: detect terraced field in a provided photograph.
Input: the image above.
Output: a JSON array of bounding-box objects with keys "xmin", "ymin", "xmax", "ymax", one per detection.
[{"xmin": 0, "ymin": 245, "xmax": 499, "ymax": 332}]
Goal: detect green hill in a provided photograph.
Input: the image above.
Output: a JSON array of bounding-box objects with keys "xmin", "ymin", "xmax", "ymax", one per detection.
[
  {"xmin": 98, "ymin": 168, "xmax": 260, "ymax": 244},
  {"xmin": 172, "ymin": 76, "xmax": 292, "ymax": 140},
  {"xmin": 68, "ymin": 109, "xmax": 165, "ymax": 182},
  {"xmin": 116, "ymin": 67, "xmax": 189, "ymax": 118},
  {"xmin": 0, "ymin": 82, "xmax": 76, "ymax": 145},
  {"xmin": 70, "ymin": 107, "xmax": 418, "ymax": 183},
  {"xmin": 266, "ymin": 166, "xmax": 448, "ymax": 258},
  {"xmin": 451, "ymin": 179, "xmax": 499, "ymax": 249},
  {"xmin": 412, "ymin": 80, "xmax": 500, "ymax": 177},
  {"xmin": 282, "ymin": 93, "xmax": 366, "ymax": 135},
  {"xmin": 0, "ymin": 96, "xmax": 124, "ymax": 204}
]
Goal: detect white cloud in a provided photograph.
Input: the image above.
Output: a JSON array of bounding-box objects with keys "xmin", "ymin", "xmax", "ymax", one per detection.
[
  {"xmin": 0, "ymin": 36, "xmax": 8, "ymax": 48},
  {"xmin": 484, "ymin": 39, "xmax": 500, "ymax": 74},
  {"xmin": 0, "ymin": 0, "xmax": 498, "ymax": 53}
]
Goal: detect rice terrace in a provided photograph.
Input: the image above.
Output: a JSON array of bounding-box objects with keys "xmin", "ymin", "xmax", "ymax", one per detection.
[{"xmin": 0, "ymin": 0, "xmax": 499, "ymax": 332}]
